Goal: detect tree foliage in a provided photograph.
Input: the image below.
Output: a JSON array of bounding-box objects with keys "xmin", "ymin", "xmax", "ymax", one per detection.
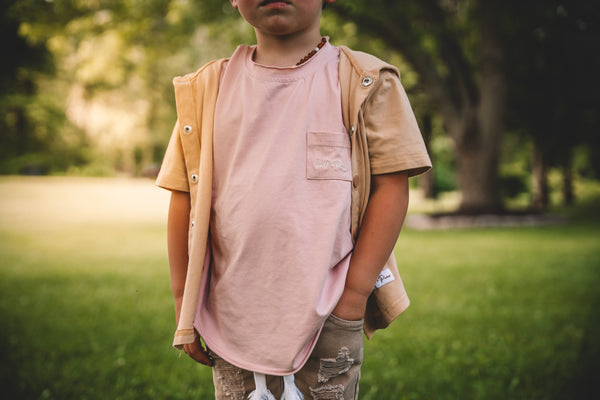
[
  {"xmin": 1, "ymin": 0, "xmax": 244, "ymax": 175},
  {"xmin": 505, "ymin": 0, "xmax": 600, "ymax": 206},
  {"xmin": 2, "ymin": 0, "xmax": 598, "ymax": 211},
  {"xmin": 0, "ymin": 0, "xmax": 56, "ymax": 173},
  {"xmin": 331, "ymin": 0, "xmax": 600, "ymax": 211},
  {"xmin": 331, "ymin": 0, "xmax": 509, "ymax": 212}
]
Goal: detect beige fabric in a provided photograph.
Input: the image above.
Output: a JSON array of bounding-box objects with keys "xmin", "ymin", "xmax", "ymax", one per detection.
[
  {"xmin": 156, "ymin": 47, "xmax": 432, "ymax": 347},
  {"xmin": 338, "ymin": 47, "xmax": 431, "ymax": 338},
  {"xmin": 156, "ymin": 59, "xmax": 226, "ymax": 347}
]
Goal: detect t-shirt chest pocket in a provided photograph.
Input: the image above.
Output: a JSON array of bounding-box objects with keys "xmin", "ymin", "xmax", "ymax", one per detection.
[{"xmin": 306, "ymin": 131, "xmax": 352, "ymax": 181}]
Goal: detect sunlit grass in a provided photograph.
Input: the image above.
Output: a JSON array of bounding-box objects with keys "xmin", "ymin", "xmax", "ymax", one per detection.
[{"xmin": 1, "ymin": 177, "xmax": 599, "ymax": 399}]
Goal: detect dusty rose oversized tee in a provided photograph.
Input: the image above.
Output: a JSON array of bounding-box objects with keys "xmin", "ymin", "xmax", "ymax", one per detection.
[{"xmin": 195, "ymin": 41, "xmax": 354, "ymax": 375}]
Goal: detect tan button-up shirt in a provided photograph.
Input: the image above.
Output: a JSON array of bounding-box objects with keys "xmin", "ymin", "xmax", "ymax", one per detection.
[{"xmin": 156, "ymin": 46, "xmax": 432, "ymax": 348}]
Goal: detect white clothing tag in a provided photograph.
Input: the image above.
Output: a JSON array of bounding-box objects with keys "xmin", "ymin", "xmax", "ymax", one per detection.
[{"xmin": 374, "ymin": 268, "xmax": 395, "ymax": 289}]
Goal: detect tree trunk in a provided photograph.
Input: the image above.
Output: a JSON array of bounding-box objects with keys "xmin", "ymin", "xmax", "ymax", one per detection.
[
  {"xmin": 562, "ymin": 151, "xmax": 575, "ymax": 206},
  {"xmin": 419, "ymin": 113, "xmax": 437, "ymax": 199},
  {"xmin": 532, "ymin": 140, "xmax": 549, "ymax": 209},
  {"xmin": 449, "ymin": 1, "xmax": 505, "ymax": 214},
  {"xmin": 451, "ymin": 105, "xmax": 504, "ymax": 214},
  {"xmin": 452, "ymin": 41, "xmax": 505, "ymax": 214}
]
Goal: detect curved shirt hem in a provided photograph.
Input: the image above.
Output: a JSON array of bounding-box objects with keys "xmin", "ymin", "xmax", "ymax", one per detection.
[{"xmin": 197, "ymin": 322, "xmax": 324, "ymax": 376}]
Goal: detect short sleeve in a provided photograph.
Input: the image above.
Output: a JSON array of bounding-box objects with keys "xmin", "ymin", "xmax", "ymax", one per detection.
[
  {"xmin": 363, "ymin": 70, "xmax": 432, "ymax": 177},
  {"xmin": 155, "ymin": 120, "xmax": 190, "ymax": 192}
]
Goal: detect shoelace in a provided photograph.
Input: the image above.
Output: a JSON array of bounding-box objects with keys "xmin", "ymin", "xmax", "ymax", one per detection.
[{"xmin": 248, "ymin": 372, "xmax": 304, "ymax": 400}]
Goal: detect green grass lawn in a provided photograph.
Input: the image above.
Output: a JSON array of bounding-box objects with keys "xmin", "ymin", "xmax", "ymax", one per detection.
[{"xmin": 1, "ymin": 176, "xmax": 599, "ymax": 400}]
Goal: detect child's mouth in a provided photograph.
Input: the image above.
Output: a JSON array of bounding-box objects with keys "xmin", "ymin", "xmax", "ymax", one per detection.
[{"xmin": 260, "ymin": 1, "xmax": 290, "ymax": 8}]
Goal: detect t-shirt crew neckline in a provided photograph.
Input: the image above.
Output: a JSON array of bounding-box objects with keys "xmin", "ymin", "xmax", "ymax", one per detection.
[{"xmin": 245, "ymin": 38, "xmax": 335, "ymax": 81}]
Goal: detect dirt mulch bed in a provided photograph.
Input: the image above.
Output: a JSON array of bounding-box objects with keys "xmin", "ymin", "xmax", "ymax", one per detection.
[{"xmin": 405, "ymin": 211, "xmax": 568, "ymax": 230}]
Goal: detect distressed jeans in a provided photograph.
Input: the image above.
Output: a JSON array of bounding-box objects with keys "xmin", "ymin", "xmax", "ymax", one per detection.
[{"xmin": 210, "ymin": 314, "xmax": 364, "ymax": 400}]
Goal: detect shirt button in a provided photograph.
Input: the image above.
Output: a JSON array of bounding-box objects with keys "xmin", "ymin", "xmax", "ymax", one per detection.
[
  {"xmin": 191, "ymin": 174, "xmax": 198, "ymax": 183},
  {"xmin": 183, "ymin": 125, "xmax": 193, "ymax": 134},
  {"xmin": 191, "ymin": 221, "xmax": 195, "ymax": 228},
  {"xmin": 350, "ymin": 125, "xmax": 355, "ymax": 135},
  {"xmin": 352, "ymin": 175, "xmax": 359, "ymax": 188},
  {"xmin": 361, "ymin": 76, "xmax": 373, "ymax": 87}
]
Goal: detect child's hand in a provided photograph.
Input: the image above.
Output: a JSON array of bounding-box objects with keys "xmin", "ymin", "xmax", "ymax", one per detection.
[
  {"xmin": 183, "ymin": 334, "xmax": 214, "ymax": 367},
  {"xmin": 332, "ymin": 287, "xmax": 368, "ymax": 321}
]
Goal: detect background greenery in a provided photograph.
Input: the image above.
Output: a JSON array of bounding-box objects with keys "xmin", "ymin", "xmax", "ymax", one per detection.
[
  {"xmin": 1, "ymin": 177, "xmax": 598, "ymax": 399},
  {"xmin": 2, "ymin": 0, "xmax": 599, "ymax": 212}
]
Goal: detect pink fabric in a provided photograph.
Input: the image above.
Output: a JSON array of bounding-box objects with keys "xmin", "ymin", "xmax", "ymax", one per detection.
[{"xmin": 195, "ymin": 41, "xmax": 354, "ymax": 375}]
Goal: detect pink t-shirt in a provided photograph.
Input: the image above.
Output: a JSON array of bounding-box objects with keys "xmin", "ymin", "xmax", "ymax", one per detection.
[{"xmin": 194, "ymin": 41, "xmax": 354, "ymax": 375}]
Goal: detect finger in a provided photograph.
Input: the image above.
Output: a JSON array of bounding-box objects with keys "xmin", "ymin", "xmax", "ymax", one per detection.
[{"xmin": 184, "ymin": 342, "xmax": 214, "ymax": 366}]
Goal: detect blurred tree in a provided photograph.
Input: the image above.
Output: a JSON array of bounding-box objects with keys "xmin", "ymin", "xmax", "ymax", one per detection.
[
  {"xmin": 506, "ymin": 0, "xmax": 600, "ymax": 208},
  {"xmin": 6, "ymin": 0, "xmax": 242, "ymax": 175},
  {"xmin": 6, "ymin": 0, "xmax": 598, "ymax": 194},
  {"xmin": 332, "ymin": 0, "xmax": 600, "ymax": 212},
  {"xmin": 0, "ymin": 0, "xmax": 51, "ymax": 172},
  {"xmin": 332, "ymin": 0, "xmax": 508, "ymax": 213}
]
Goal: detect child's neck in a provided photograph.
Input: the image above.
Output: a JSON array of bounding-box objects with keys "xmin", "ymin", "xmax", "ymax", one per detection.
[{"xmin": 253, "ymin": 33, "xmax": 325, "ymax": 67}]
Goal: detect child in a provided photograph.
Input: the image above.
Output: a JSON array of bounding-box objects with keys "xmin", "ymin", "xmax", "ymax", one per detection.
[{"xmin": 156, "ymin": 1, "xmax": 431, "ymax": 399}]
